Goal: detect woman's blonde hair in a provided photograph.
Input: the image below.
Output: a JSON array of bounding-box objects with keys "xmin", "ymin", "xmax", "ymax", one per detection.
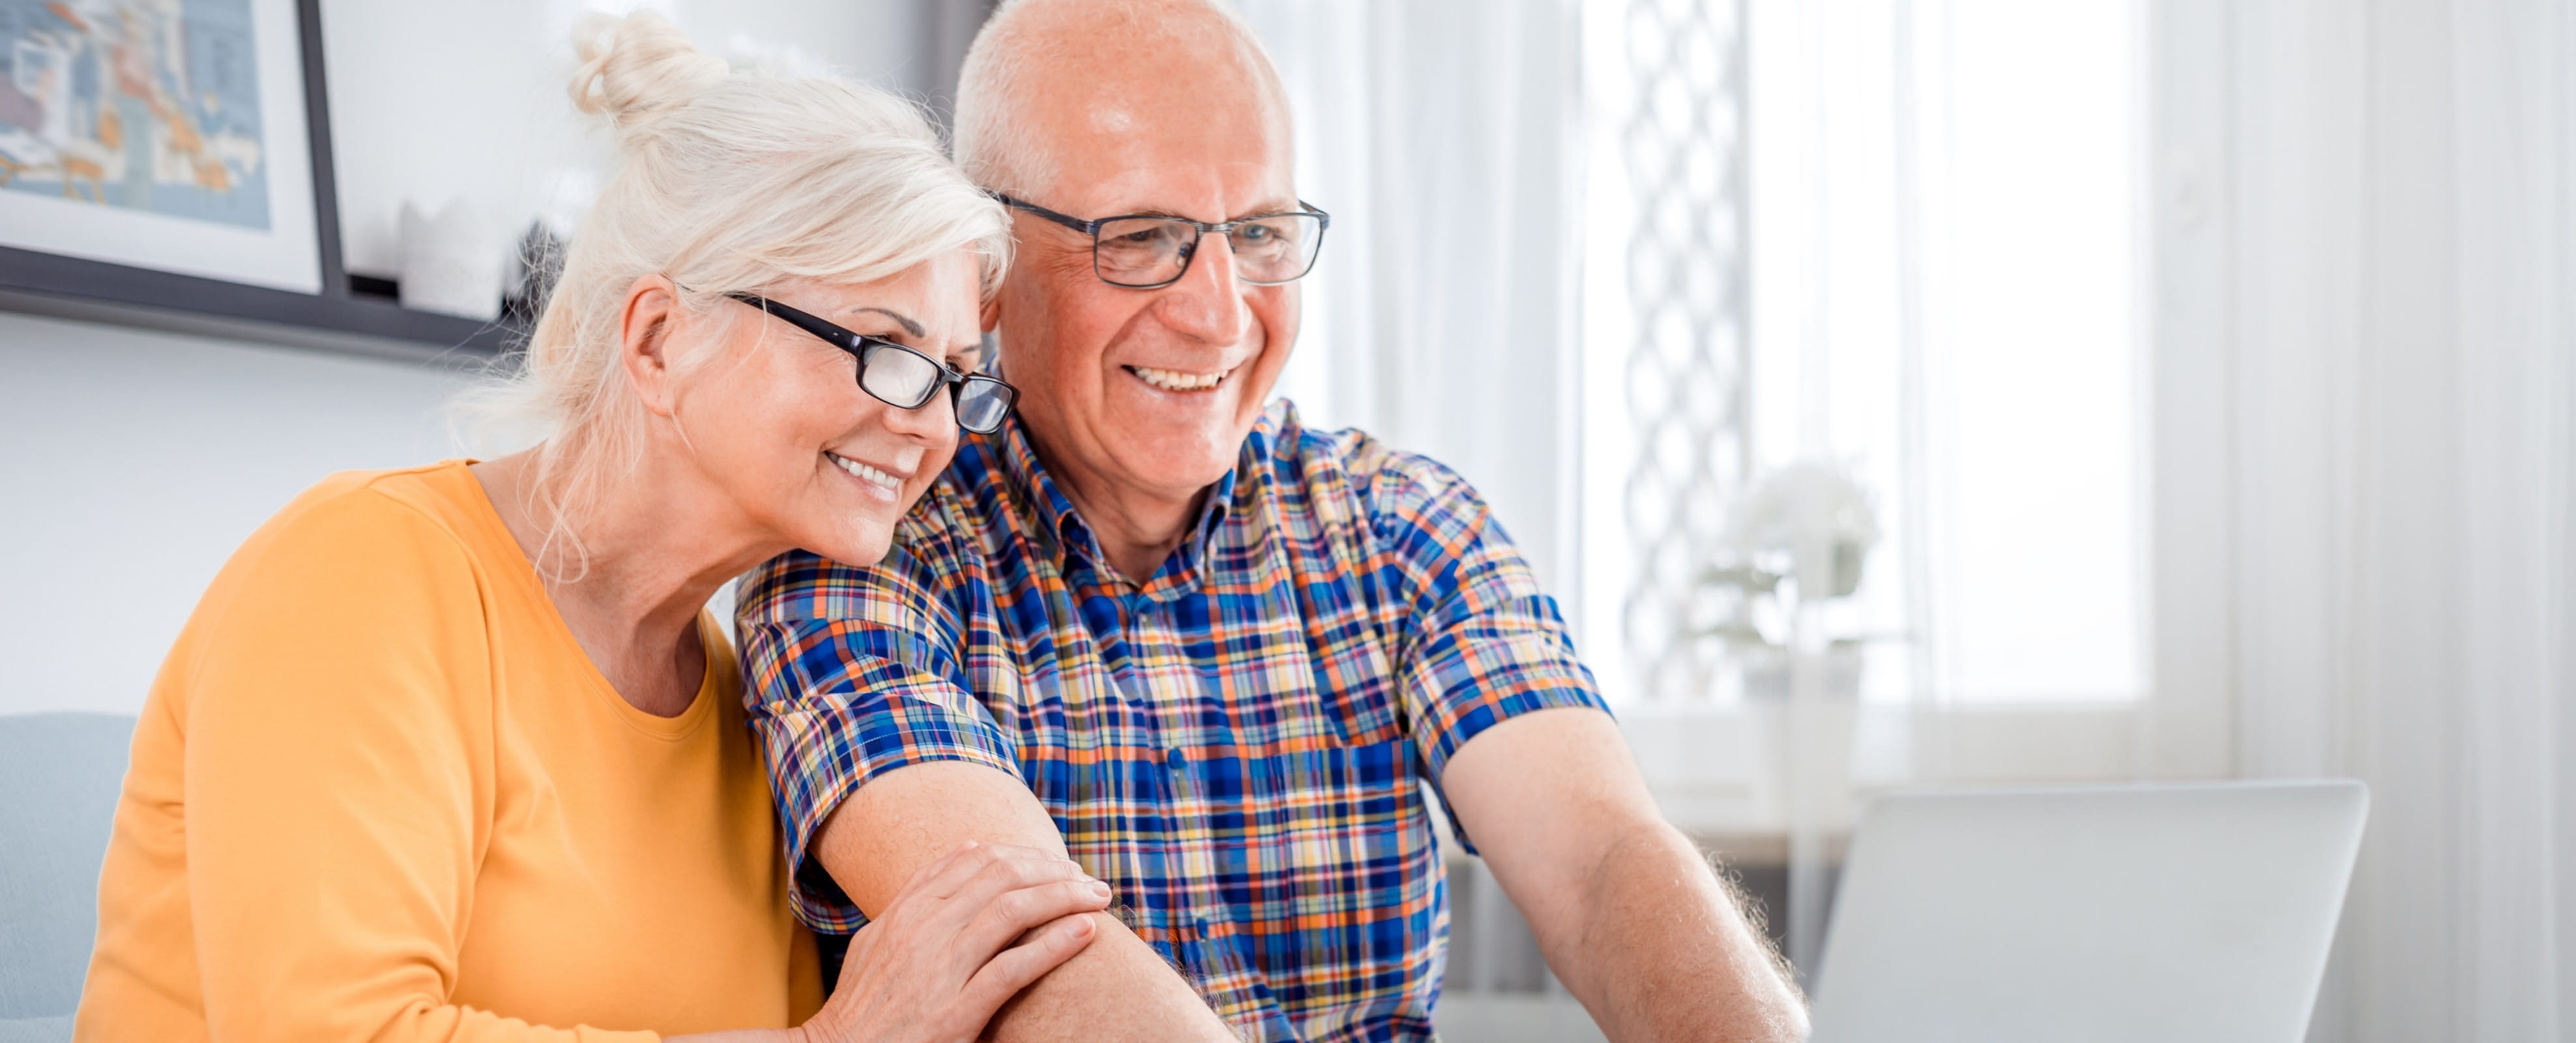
[{"xmin": 474, "ymin": 10, "xmax": 1008, "ymax": 576}]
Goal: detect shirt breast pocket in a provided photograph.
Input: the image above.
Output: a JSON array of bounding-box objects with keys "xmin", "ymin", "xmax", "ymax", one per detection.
[
  {"xmin": 1310, "ymin": 632, "xmax": 1405, "ymax": 750},
  {"xmin": 1265, "ymin": 533, "xmax": 1406, "ymax": 750}
]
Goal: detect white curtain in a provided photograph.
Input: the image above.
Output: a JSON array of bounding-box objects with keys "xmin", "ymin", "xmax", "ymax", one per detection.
[
  {"xmin": 2222, "ymin": 0, "xmax": 2575, "ymax": 1038},
  {"xmin": 1237, "ymin": 0, "xmax": 1588, "ymax": 593},
  {"xmin": 1234, "ymin": 0, "xmax": 1590, "ymax": 1004}
]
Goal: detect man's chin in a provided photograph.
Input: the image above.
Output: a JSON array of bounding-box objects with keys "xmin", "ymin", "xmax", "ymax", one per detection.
[{"xmin": 1110, "ymin": 427, "xmax": 1248, "ymax": 495}]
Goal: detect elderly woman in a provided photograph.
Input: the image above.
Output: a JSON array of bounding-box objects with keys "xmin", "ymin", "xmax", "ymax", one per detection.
[{"xmin": 70, "ymin": 13, "xmax": 1096, "ymax": 1042}]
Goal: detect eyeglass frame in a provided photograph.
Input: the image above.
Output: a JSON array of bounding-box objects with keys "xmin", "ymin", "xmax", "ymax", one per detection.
[
  {"xmin": 724, "ymin": 292, "xmax": 1019, "ymax": 434},
  {"xmin": 989, "ymin": 192, "xmax": 1333, "ymax": 290}
]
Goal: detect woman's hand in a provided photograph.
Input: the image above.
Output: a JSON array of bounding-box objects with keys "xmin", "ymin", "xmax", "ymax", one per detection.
[{"xmin": 792, "ymin": 842, "xmax": 1113, "ymax": 1043}]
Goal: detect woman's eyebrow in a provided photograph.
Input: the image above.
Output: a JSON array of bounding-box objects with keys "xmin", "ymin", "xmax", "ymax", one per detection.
[{"xmin": 843, "ymin": 306, "xmax": 926, "ymax": 339}]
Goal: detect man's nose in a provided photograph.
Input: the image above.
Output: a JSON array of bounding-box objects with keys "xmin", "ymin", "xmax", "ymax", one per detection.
[{"xmin": 1153, "ymin": 231, "xmax": 1253, "ymax": 345}]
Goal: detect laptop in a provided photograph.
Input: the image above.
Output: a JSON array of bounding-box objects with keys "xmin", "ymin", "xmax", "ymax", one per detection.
[{"xmin": 1808, "ymin": 780, "xmax": 2368, "ymax": 1043}]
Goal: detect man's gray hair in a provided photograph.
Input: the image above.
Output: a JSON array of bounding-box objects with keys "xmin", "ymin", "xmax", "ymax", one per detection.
[{"xmin": 952, "ymin": 0, "xmax": 1286, "ymax": 199}]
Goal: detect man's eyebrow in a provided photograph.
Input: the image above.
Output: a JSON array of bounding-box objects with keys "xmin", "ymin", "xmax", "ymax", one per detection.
[
  {"xmin": 1124, "ymin": 200, "xmax": 1304, "ymax": 222},
  {"xmin": 844, "ymin": 306, "xmax": 927, "ymax": 339}
]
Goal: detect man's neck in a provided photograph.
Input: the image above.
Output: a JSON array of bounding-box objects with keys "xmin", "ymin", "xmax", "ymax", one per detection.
[{"xmin": 1025, "ymin": 433, "xmax": 1212, "ymax": 585}]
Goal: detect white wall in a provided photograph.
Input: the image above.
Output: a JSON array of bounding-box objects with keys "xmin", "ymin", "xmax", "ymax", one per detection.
[
  {"xmin": 321, "ymin": 0, "xmax": 930, "ymax": 279},
  {"xmin": 0, "ymin": 1, "xmax": 937, "ymax": 718},
  {"xmin": 0, "ymin": 314, "xmax": 488, "ymax": 716}
]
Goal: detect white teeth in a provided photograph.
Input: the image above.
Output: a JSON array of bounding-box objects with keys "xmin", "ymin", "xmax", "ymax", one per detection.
[
  {"xmin": 1130, "ymin": 365, "xmax": 1226, "ymax": 392},
  {"xmin": 830, "ymin": 453, "xmax": 900, "ymax": 490}
]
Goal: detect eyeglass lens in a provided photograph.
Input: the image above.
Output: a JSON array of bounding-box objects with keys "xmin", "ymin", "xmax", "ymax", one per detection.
[
  {"xmin": 955, "ymin": 379, "xmax": 1014, "ymax": 433},
  {"xmin": 1094, "ymin": 213, "xmax": 1323, "ymax": 287},
  {"xmin": 856, "ymin": 344, "xmax": 1017, "ymax": 434},
  {"xmin": 858, "ymin": 345, "xmax": 946, "ymax": 409}
]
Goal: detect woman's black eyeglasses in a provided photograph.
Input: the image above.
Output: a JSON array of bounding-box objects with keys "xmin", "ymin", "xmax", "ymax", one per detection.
[
  {"xmin": 727, "ymin": 293, "xmax": 1018, "ymax": 434},
  {"xmin": 991, "ymin": 193, "xmax": 1331, "ymax": 290}
]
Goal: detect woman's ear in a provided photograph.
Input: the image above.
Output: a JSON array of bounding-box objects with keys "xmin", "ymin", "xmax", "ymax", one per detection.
[
  {"xmin": 618, "ymin": 274, "xmax": 686, "ymax": 419},
  {"xmin": 980, "ymin": 290, "xmax": 1003, "ymax": 336}
]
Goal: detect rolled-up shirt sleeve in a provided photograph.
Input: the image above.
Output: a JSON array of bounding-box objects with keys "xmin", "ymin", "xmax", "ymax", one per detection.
[
  {"xmin": 736, "ymin": 533, "xmax": 1019, "ymax": 933},
  {"xmin": 1360, "ymin": 444, "xmax": 1613, "ymax": 851}
]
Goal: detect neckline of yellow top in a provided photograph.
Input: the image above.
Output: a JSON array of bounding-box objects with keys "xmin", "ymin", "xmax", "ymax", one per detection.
[{"xmin": 441, "ymin": 458, "xmax": 727, "ymax": 742}]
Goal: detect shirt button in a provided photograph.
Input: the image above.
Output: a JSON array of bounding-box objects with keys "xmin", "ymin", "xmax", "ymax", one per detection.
[{"xmin": 1165, "ymin": 746, "xmax": 1188, "ymax": 769}]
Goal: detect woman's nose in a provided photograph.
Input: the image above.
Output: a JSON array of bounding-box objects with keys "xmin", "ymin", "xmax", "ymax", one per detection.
[{"xmin": 875, "ymin": 386, "xmax": 954, "ymax": 442}]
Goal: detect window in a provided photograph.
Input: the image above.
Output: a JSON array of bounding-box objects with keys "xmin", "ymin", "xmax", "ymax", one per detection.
[{"xmin": 1583, "ymin": 0, "xmax": 2147, "ymax": 711}]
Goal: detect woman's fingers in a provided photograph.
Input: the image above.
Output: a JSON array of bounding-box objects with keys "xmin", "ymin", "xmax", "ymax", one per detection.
[
  {"xmin": 898, "ymin": 842, "xmax": 1070, "ymax": 907},
  {"xmin": 953, "ymin": 913, "xmax": 1102, "ymax": 1025},
  {"xmin": 804, "ymin": 843, "xmax": 1107, "ymax": 1043},
  {"xmin": 950, "ymin": 875, "xmax": 1116, "ymax": 962},
  {"xmin": 926, "ymin": 847, "xmax": 1092, "ymax": 925},
  {"xmin": 892, "ymin": 840, "xmax": 1004, "ymax": 904}
]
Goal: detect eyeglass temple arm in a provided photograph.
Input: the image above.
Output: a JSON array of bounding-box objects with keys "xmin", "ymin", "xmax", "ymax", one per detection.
[
  {"xmin": 989, "ymin": 193, "xmax": 1098, "ymax": 235},
  {"xmin": 727, "ymin": 292, "xmax": 875, "ymax": 357}
]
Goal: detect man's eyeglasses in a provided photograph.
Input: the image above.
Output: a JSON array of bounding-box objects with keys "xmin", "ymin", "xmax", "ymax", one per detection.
[
  {"xmin": 991, "ymin": 193, "xmax": 1331, "ymax": 290},
  {"xmin": 727, "ymin": 293, "xmax": 1018, "ymax": 434}
]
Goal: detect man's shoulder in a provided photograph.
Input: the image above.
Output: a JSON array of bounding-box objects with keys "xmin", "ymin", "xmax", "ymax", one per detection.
[{"xmin": 1257, "ymin": 400, "xmax": 1491, "ymax": 533}]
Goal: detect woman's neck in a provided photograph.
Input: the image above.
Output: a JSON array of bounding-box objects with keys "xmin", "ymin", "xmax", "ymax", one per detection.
[{"xmin": 472, "ymin": 447, "xmax": 781, "ymax": 717}]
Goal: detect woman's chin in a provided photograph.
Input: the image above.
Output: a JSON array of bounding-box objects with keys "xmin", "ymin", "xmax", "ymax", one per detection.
[{"xmin": 805, "ymin": 525, "xmax": 896, "ymax": 569}]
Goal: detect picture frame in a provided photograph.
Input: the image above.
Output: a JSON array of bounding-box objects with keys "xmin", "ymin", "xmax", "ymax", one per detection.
[{"xmin": 0, "ymin": 0, "xmax": 512, "ymax": 359}]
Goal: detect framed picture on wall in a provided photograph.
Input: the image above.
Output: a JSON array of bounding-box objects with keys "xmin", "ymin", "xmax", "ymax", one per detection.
[
  {"xmin": 0, "ymin": 0, "xmax": 513, "ymax": 357},
  {"xmin": 0, "ymin": 0, "xmax": 324, "ymax": 292}
]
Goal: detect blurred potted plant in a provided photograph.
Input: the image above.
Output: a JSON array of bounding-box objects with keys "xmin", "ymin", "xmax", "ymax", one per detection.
[
  {"xmin": 1701, "ymin": 460, "xmax": 1881, "ymax": 699},
  {"xmin": 1702, "ymin": 460, "xmax": 1882, "ymax": 972}
]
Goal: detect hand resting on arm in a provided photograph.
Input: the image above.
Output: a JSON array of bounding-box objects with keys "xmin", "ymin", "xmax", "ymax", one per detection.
[
  {"xmin": 676, "ymin": 841, "xmax": 1110, "ymax": 1043},
  {"xmin": 809, "ymin": 761, "xmax": 1240, "ymax": 1043}
]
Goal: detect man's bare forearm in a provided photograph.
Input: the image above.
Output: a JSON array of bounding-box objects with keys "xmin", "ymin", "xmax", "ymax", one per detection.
[
  {"xmin": 976, "ymin": 913, "xmax": 1231, "ymax": 1039},
  {"xmin": 815, "ymin": 762, "xmax": 1235, "ymax": 1043},
  {"xmin": 1443, "ymin": 709, "xmax": 1807, "ymax": 1042},
  {"xmin": 1549, "ymin": 823, "xmax": 1808, "ymax": 1042}
]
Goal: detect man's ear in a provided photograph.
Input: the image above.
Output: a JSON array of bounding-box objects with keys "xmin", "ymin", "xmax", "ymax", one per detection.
[
  {"xmin": 619, "ymin": 274, "xmax": 686, "ymax": 419},
  {"xmin": 979, "ymin": 289, "xmax": 1003, "ymax": 335}
]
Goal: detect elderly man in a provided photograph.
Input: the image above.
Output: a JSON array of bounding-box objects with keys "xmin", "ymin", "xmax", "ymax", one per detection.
[{"xmin": 736, "ymin": 1, "xmax": 1806, "ymax": 1040}]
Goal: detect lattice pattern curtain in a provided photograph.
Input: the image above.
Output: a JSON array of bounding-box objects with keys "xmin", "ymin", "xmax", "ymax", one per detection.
[{"xmin": 1608, "ymin": 0, "xmax": 1752, "ymax": 704}]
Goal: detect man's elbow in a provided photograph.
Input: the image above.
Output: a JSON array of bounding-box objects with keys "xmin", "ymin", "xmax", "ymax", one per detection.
[{"xmin": 812, "ymin": 761, "xmax": 1072, "ymax": 914}]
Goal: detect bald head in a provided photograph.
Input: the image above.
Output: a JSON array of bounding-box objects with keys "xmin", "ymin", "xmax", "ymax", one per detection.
[{"xmin": 952, "ymin": 0, "xmax": 1293, "ymax": 199}]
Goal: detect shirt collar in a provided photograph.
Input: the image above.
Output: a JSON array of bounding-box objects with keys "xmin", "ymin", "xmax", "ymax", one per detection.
[{"xmin": 987, "ymin": 411, "xmax": 1257, "ymax": 596}]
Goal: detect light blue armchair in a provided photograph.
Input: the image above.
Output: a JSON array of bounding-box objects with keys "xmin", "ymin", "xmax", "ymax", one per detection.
[{"xmin": 0, "ymin": 713, "xmax": 135, "ymax": 1042}]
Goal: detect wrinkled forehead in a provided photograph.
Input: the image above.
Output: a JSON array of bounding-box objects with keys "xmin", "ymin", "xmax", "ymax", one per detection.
[{"xmin": 1015, "ymin": 20, "xmax": 1296, "ymax": 204}]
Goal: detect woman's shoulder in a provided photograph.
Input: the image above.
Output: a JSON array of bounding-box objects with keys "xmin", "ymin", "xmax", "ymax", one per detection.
[
  {"xmin": 270, "ymin": 460, "xmax": 485, "ymax": 536},
  {"xmin": 199, "ymin": 462, "xmax": 496, "ymax": 626},
  {"xmin": 153, "ymin": 462, "xmax": 510, "ymax": 741}
]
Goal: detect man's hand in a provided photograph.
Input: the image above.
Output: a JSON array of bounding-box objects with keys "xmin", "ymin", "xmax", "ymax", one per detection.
[
  {"xmin": 1442, "ymin": 708, "xmax": 1810, "ymax": 1042},
  {"xmin": 810, "ymin": 762, "xmax": 1238, "ymax": 1043}
]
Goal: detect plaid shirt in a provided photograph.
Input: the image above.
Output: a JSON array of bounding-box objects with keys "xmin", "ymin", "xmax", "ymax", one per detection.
[{"xmin": 736, "ymin": 401, "xmax": 1607, "ymax": 1043}]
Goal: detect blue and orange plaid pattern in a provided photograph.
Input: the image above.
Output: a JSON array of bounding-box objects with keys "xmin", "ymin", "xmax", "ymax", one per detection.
[{"xmin": 736, "ymin": 400, "xmax": 1608, "ymax": 1043}]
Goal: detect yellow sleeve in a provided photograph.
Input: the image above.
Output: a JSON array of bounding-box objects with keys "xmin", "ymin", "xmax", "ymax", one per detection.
[{"xmin": 175, "ymin": 488, "xmax": 656, "ymax": 1043}]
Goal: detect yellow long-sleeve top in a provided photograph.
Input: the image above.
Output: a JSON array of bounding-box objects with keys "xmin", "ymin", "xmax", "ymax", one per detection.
[{"xmin": 77, "ymin": 461, "xmax": 823, "ymax": 1041}]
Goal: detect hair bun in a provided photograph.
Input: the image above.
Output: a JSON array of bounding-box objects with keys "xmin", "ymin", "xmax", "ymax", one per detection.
[{"xmin": 569, "ymin": 10, "xmax": 729, "ymax": 139}]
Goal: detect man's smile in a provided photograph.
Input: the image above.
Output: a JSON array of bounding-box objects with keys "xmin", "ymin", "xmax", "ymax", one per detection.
[{"xmin": 1125, "ymin": 364, "xmax": 1231, "ymax": 392}]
